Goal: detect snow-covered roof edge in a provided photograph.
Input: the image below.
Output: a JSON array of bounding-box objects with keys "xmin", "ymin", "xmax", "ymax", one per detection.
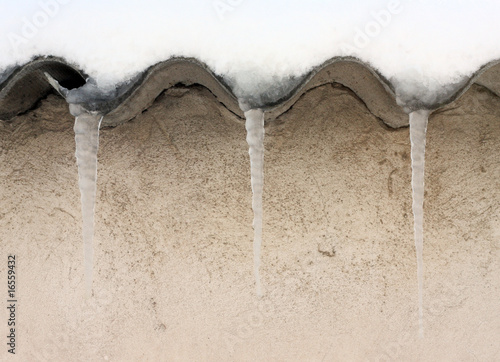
[{"xmin": 1, "ymin": 56, "xmax": 499, "ymax": 128}]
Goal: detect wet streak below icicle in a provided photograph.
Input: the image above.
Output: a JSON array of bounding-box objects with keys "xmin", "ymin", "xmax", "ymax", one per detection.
[
  {"xmin": 74, "ymin": 112, "xmax": 102, "ymax": 298},
  {"xmin": 409, "ymin": 109, "xmax": 430, "ymax": 338},
  {"xmin": 245, "ymin": 109, "xmax": 265, "ymax": 297}
]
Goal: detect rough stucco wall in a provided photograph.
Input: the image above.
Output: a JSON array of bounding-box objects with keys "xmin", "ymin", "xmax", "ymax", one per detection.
[{"xmin": 0, "ymin": 84, "xmax": 498, "ymax": 361}]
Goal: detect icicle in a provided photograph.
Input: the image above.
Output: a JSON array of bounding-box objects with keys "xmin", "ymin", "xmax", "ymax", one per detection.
[
  {"xmin": 44, "ymin": 72, "xmax": 105, "ymax": 297},
  {"xmin": 409, "ymin": 109, "xmax": 430, "ymax": 338},
  {"xmin": 244, "ymin": 108, "xmax": 265, "ymax": 297},
  {"xmin": 74, "ymin": 112, "xmax": 103, "ymax": 298}
]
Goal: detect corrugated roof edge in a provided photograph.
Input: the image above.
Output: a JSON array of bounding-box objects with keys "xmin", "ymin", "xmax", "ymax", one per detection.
[{"xmin": 1, "ymin": 56, "xmax": 499, "ymax": 128}]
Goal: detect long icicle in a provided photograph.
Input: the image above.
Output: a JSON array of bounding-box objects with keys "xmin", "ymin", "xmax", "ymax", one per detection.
[
  {"xmin": 409, "ymin": 109, "xmax": 430, "ymax": 338},
  {"xmin": 74, "ymin": 112, "xmax": 103, "ymax": 298},
  {"xmin": 244, "ymin": 108, "xmax": 265, "ymax": 297}
]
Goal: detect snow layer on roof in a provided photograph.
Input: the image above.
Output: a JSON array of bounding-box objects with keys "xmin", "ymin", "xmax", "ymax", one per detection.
[{"xmin": 1, "ymin": 0, "xmax": 500, "ymax": 105}]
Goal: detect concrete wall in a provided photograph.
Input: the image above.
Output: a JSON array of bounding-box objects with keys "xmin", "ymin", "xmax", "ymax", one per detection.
[{"xmin": 0, "ymin": 83, "xmax": 498, "ymax": 361}]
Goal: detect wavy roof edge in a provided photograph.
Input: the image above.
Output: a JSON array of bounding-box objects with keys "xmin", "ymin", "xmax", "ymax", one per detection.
[{"xmin": 1, "ymin": 56, "xmax": 499, "ymax": 128}]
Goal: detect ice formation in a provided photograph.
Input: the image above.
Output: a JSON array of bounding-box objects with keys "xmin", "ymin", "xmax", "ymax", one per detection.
[
  {"xmin": 74, "ymin": 111, "xmax": 102, "ymax": 297},
  {"xmin": 44, "ymin": 73, "xmax": 106, "ymax": 297},
  {"xmin": 409, "ymin": 109, "xmax": 430, "ymax": 338},
  {"xmin": 244, "ymin": 108, "xmax": 265, "ymax": 297},
  {"xmin": 1, "ymin": 0, "xmax": 498, "ymax": 339}
]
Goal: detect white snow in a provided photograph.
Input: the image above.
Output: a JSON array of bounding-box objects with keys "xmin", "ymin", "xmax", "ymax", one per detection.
[
  {"xmin": 74, "ymin": 110, "xmax": 102, "ymax": 297},
  {"xmin": 1, "ymin": 0, "xmax": 500, "ymax": 104},
  {"xmin": 244, "ymin": 108, "xmax": 265, "ymax": 297},
  {"xmin": 409, "ymin": 109, "xmax": 430, "ymax": 338}
]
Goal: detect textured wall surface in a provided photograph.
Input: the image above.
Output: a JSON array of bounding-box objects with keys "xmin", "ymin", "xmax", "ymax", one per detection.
[{"xmin": 0, "ymin": 84, "xmax": 499, "ymax": 361}]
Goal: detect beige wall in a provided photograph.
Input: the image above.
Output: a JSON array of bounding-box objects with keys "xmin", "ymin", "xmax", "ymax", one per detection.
[{"xmin": 0, "ymin": 84, "xmax": 498, "ymax": 361}]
